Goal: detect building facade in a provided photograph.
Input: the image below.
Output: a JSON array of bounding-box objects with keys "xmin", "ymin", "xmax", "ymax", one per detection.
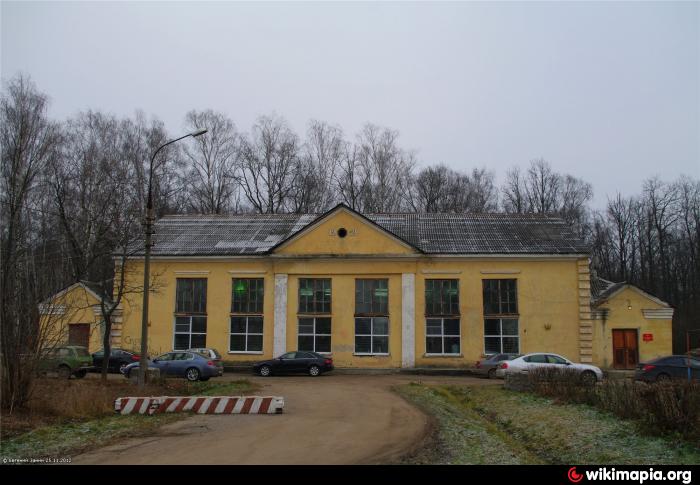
[{"xmin": 106, "ymin": 204, "xmax": 671, "ymax": 368}]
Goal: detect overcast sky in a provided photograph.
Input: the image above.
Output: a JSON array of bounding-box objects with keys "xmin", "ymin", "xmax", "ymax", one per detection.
[{"xmin": 2, "ymin": 1, "xmax": 698, "ymax": 207}]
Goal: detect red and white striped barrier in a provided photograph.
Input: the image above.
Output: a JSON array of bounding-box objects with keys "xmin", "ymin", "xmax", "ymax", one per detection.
[{"xmin": 114, "ymin": 396, "xmax": 284, "ymax": 415}]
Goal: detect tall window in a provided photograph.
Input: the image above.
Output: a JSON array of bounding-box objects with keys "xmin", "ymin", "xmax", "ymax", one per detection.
[
  {"xmin": 425, "ymin": 279, "xmax": 460, "ymax": 355},
  {"xmin": 355, "ymin": 279, "xmax": 389, "ymax": 355},
  {"xmin": 174, "ymin": 278, "xmax": 207, "ymax": 350},
  {"xmin": 230, "ymin": 279, "xmax": 264, "ymax": 353},
  {"xmin": 483, "ymin": 279, "xmax": 519, "ymax": 354},
  {"xmin": 298, "ymin": 279, "xmax": 332, "ymax": 353}
]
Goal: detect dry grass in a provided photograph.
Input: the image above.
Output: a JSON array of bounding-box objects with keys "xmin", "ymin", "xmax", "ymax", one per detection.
[
  {"xmin": 524, "ymin": 368, "xmax": 700, "ymax": 441},
  {"xmin": 1, "ymin": 376, "xmax": 257, "ymax": 439}
]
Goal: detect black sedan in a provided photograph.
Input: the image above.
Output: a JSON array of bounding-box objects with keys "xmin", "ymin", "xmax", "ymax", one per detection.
[
  {"xmin": 92, "ymin": 348, "xmax": 141, "ymax": 373},
  {"xmin": 253, "ymin": 351, "xmax": 334, "ymax": 377},
  {"xmin": 635, "ymin": 355, "xmax": 700, "ymax": 382}
]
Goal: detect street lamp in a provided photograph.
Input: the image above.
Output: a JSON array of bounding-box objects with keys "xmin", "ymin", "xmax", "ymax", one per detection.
[{"xmin": 138, "ymin": 129, "xmax": 207, "ymax": 386}]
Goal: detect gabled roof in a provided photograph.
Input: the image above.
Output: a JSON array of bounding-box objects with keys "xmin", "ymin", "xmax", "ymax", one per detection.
[
  {"xmin": 41, "ymin": 281, "xmax": 110, "ymax": 305},
  {"xmin": 268, "ymin": 204, "xmax": 423, "ymax": 253},
  {"xmin": 591, "ymin": 276, "xmax": 672, "ymax": 308},
  {"xmin": 133, "ymin": 204, "xmax": 590, "ymax": 257}
]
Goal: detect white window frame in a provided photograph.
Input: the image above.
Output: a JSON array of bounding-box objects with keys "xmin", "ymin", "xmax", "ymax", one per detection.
[
  {"xmin": 483, "ymin": 317, "xmax": 520, "ymax": 354},
  {"xmin": 354, "ymin": 317, "xmax": 390, "ymax": 356},
  {"xmin": 229, "ymin": 315, "xmax": 264, "ymax": 354},
  {"xmin": 173, "ymin": 315, "xmax": 207, "ymax": 350},
  {"xmin": 425, "ymin": 317, "xmax": 461, "ymax": 356},
  {"xmin": 298, "ymin": 317, "xmax": 332, "ymax": 354}
]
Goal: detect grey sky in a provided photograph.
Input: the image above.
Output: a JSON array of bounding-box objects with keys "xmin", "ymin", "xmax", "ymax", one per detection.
[{"xmin": 2, "ymin": 1, "xmax": 698, "ymax": 207}]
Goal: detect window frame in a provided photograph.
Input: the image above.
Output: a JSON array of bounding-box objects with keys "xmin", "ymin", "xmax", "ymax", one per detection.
[
  {"xmin": 425, "ymin": 317, "xmax": 461, "ymax": 356},
  {"xmin": 173, "ymin": 315, "xmax": 207, "ymax": 350},
  {"xmin": 482, "ymin": 279, "xmax": 519, "ymax": 355},
  {"xmin": 298, "ymin": 278, "xmax": 332, "ymax": 314},
  {"xmin": 230, "ymin": 278, "xmax": 264, "ymax": 354},
  {"xmin": 231, "ymin": 278, "xmax": 265, "ymax": 314},
  {"xmin": 425, "ymin": 279, "xmax": 460, "ymax": 317},
  {"xmin": 229, "ymin": 315, "xmax": 264, "ymax": 354},
  {"xmin": 354, "ymin": 317, "xmax": 390, "ymax": 356},
  {"xmin": 483, "ymin": 317, "xmax": 520, "ymax": 355},
  {"xmin": 354, "ymin": 279, "xmax": 390, "ymax": 356},
  {"xmin": 297, "ymin": 316, "xmax": 332, "ymax": 354}
]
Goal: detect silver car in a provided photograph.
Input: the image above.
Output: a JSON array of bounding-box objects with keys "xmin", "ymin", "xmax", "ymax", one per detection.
[{"xmin": 496, "ymin": 352, "xmax": 603, "ymax": 384}]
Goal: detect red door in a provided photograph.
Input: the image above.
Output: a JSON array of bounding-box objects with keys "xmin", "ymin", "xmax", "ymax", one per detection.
[
  {"xmin": 68, "ymin": 324, "xmax": 90, "ymax": 348},
  {"xmin": 612, "ymin": 329, "xmax": 638, "ymax": 370}
]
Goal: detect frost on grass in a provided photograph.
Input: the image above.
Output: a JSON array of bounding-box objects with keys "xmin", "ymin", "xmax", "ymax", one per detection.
[{"xmin": 396, "ymin": 384, "xmax": 700, "ymax": 465}]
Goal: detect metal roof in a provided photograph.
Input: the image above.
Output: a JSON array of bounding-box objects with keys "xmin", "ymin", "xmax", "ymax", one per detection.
[{"xmin": 135, "ymin": 205, "xmax": 589, "ymax": 257}]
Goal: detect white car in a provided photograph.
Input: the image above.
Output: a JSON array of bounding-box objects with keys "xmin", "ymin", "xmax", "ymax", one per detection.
[{"xmin": 495, "ymin": 352, "xmax": 603, "ymax": 384}]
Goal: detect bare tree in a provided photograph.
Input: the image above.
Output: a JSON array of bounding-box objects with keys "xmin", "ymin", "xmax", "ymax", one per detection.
[
  {"xmin": 525, "ymin": 158, "xmax": 561, "ymax": 214},
  {"xmin": 181, "ymin": 110, "xmax": 241, "ymax": 214},
  {"xmin": 502, "ymin": 166, "xmax": 526, "ymax": 213},
  {"xmin": 334, "ymin": 143, "xmax": 369, "ymax": 211},
  {"xmin": 288, "ymin": 120, "xmax": 343, "ymax": 214},
  {"xmin": 238, "ymin": 114, "xmax": 299, "ymax": 214},
  {"xmin": 354, "ymin": 123, "xmax": 414, "ymax": 213},
  {"xmin": 0, "ymin": 74, "xmax": 61, "ymax": 410}
]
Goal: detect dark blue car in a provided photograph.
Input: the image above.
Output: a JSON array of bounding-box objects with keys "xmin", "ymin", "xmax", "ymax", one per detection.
[
  {"xmin": 635, "ymin": 355, "xmax": 700, "ymax": 382},
  {"xmin": 122, "ymin": 351, "xmax": 222, "ymax": 382}
]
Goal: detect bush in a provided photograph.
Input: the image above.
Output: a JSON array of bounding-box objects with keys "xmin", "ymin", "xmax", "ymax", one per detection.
[{"xmin": 524, "ymin": 368, "xmax": 700, "ymax": 441}]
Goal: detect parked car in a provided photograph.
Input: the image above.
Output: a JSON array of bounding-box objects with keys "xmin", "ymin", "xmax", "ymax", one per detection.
[
  {"xmin": 474, "ymin": 353, "xmax": 521, "ymax": 379},
  {"xmin": 253, "ymin": 351, "xmax": 334, "ymax": 377},
  {"xmin": 39, "ymin": 345, "xmax": 94, "ymax": 379},
  {"xmin": 496, "ymin": 352, "xmax": 603, "ymax": 384},
  {"xmin": 92, "ymin": 348, "xmax": 140, "ymax": 373},
  {"xmin": 121, "ymin": 351, "xmax": 223, "ymax": 382},
  {"xmin": 635, "ymin": 355, "xmax": 700, "ymax": 382},
  {"xmin": 187, "ymin": 347, "xmax": 224, "ymax": 375}
]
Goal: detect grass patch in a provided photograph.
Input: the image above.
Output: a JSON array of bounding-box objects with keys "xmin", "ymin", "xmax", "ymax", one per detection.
[
  {"xmin": 0, "ymin": 377, "xmax": 259, "ymax": 461},
  {"xmin": 1, "ymin": 414, "xmax": 182, "ymax": 461},
  {"xmin": 396, "ymin": 384, "xmax": 700, "ymax": 465}
]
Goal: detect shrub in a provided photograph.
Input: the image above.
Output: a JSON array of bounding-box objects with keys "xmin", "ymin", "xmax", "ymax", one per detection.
[{"xmin": 523, "ymin": 368, "xmax": 700, "ymax": 441}]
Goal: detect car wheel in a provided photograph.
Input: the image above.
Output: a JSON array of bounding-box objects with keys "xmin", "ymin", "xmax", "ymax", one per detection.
[
  {"xmin": 580, "ymin": 370, "xmax": 597, "ymax": 386},
  {"xmin": 75, "ymin": 370, "xmax": 87, "ymax": 379},
  {"xmin": 119, "ymin": 363, "xmax": 128, "ymax": 373},
  {"xmin": 309, "ymin": 365, "xmax": 320, "ymax": 377},
  {"xmin": 656, "ymin": 373, "xmax": 671, "ymax": 382},
  {"xmin": 259, "ymin": 365, "xmax": 271, "ymax": 377},
  {"xmin": 58, "ymin": 365, "xmax": 71, "ymax": 379},
  {"xmin": 186, "ymin": 367, "xmax": 201, "ymax": 382},
  {"xmin": 487, "ymin": 368, "xmax": 496, "ymax": 379}
]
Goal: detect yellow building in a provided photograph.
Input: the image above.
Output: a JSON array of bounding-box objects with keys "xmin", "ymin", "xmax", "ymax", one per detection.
[
  {"xmin": 591, "ymin": 278, "xmax": 674, "ymax": 369},
  {"xmin": 113, "ymin": 204, "xmax": 672, "ymax": 369},
  {"xmin": 39, "ymin": 281, "xmax": 115, "ymax": 353}
]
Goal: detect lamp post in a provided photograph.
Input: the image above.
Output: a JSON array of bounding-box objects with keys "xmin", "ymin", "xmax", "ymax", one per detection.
[{"xmin": 138, "ymin": 129, "xmax": 207, "ymax": 386}]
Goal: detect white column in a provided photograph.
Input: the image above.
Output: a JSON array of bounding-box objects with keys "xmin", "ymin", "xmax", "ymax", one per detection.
[
  {"xmin": 273, "ymin": 274, "xmax": 288, "ymax": 358},
  {"xmin": 402, "ymin": 273, "xmax": 416, "ymax": 368}
]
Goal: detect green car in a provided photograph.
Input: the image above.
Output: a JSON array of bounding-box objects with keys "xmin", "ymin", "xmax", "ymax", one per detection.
[{"xmin": 39, "ymin": 345, "xmax": 94, "ymax": 379}]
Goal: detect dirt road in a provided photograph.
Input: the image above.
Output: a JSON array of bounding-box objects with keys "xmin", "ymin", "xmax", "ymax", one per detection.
[{"xmin": 72, "ymin": 374, "xmax": 495, "ymax": 465}]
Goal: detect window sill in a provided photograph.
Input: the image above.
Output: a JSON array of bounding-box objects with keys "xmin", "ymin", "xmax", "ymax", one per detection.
[
  {"xmin": 353, "ymin": 353, "xmax": 390, "ymax": 357},
  {"xmin": 424, "ymin": 353, "xmax": 463, "ymax": 358},
  {"xmin": 228, "ymin": 351, "xmax": 264, "ymax": 355}
]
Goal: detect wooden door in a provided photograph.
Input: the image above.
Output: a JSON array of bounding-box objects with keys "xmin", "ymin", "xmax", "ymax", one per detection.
[
  {"xmin": 68, "ymin": 324, "xmax": 90, "ymax": 348},
  {"xmin": 612, "ymin": 329, "xmax": 638, "ymax": 369}
]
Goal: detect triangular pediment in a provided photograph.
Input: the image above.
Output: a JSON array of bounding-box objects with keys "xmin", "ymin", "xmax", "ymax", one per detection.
[{"xmin": 271, "ymin": 204, "xmax": 420, "ymax": 256}]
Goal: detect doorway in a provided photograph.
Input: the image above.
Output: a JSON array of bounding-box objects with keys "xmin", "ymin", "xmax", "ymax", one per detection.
[
  {"xmin": 612, "ymin": 329, "xmax": 638, "ymax": 369},
  {"xmin": 68, "ymin": 323, "xmax": 90, "ymax": 348}
]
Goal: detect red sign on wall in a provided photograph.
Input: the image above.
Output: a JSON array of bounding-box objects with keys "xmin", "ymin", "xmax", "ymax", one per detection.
[{"xmin": 643, "ymin": 333, "xmax": 653, "ymax": 342}]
